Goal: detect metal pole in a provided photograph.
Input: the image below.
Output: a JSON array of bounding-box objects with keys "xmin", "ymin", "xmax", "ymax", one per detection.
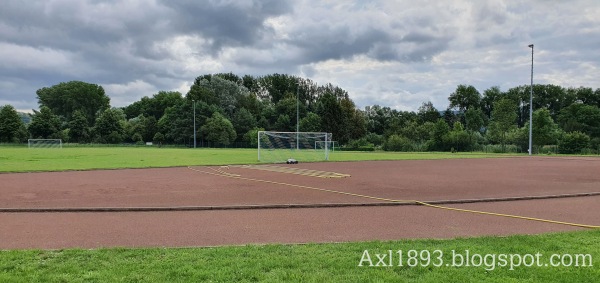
[
  {"xmin": 193, "ymin": 100, "xmax": 196, "ymax": 149},
  {"xmin": 296, "ymin": 82, "xmax": 299, "ymax": 150},
  {"xmin": 528, "ymin": 44, "xmax": 534, "ymax": 156}
]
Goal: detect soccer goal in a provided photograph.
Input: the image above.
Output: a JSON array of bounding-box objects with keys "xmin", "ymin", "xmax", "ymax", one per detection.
[
  {"xmin": 258, "ymin": 131, "xmax": 332, "ymax": 163},
  {"xmin": 315, "ymin": 140, "xmax": 338, "ymax": 152},
  {"xmin": 28, "ymin": 139, "xmax": 63, "ymax": 149}
]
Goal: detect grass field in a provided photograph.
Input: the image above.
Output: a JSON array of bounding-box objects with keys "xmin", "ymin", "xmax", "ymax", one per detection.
[
  {"xmin": 1, "ymin": 230, "xmax": 597, "ymax": 282},
  {"xmin": 0, "ymin": 146, "xmax": 514, "ymax": 173}
]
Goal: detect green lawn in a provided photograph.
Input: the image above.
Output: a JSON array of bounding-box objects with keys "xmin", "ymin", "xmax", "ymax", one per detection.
[
  {"xmin": 1, "ymin": 230, "xmax": 597, "ymax": 282},
  {"xmin": 0, "ymin": 146, "xmax": 515, "ymax": 173}
]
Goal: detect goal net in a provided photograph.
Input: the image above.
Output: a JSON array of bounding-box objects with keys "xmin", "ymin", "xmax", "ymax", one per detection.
[
  {"xmin": 28, "ymin": 139, "xmax": 63, "ymax": 149},
  {"xmin": 258, "ymin": 131, "xmax": 332, "ymax": 163}
]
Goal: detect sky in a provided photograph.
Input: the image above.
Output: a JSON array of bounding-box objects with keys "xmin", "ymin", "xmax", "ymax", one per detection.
[{"xmin": 1, "ymin": 0, "xmax": 599, "ymax": 113}]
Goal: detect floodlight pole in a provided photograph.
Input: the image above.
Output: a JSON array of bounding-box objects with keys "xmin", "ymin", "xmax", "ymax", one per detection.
[
  {"xmin": 296, "ymin": 82, "xmax": 300, "ymax": 150},
  {"xmin": 528, "ymin": 44, "xmax": 534, "ymax": 156},
  {"xmin": 193, "ymin": 99, "xmax": 197, "ymax": 149}
]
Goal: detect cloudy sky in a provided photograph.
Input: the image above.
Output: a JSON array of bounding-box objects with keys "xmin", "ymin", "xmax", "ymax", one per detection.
[{"xmin": 1, "ymin": 0, "xmax": 599, "ymax": 113}]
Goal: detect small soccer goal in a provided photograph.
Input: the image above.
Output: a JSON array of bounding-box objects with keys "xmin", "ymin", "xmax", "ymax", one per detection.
[
  {"xmin": 315, "ymin": 140, "xmax": 338, "ymax": 152},
  {"xmin": 28, "ymin": 139, "xmax": 63, "ymax": 149},
  {"xmin": 258, "ymin": 131, "xmax": 332, "ymax": 163}
]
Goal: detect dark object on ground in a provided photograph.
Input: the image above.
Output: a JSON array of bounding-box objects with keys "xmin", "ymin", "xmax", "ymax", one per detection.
[{"xmin": 286, "ymin": 158, "xmax": 298, "ymax": 164}]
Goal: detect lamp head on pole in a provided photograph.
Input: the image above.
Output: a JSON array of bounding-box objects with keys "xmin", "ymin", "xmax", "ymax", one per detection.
[{"xmin": 528, "ymin": 44, "xmax": 534, "ymax": 48}]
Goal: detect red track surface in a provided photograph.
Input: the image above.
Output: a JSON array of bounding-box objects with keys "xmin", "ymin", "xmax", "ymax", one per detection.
[{"xmin": 1, "ymin": 157, "xmax": 599, "ymax": 249}]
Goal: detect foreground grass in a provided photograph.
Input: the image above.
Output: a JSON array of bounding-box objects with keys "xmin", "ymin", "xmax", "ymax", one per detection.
[
  {"xmin": 1, "ymin": 230, "xmax": 597, "ymax": 282},
  {"xmin": 0, "ymin": 146, "xmax": 514, "ymax": 173}
]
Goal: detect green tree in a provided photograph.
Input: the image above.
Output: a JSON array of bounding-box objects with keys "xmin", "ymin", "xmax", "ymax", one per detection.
[
  {"xmin": 417, "ymin": 101, "xmax": 441, "ymax": 123},
  {"xmin": 447, "ymin": 122, "xmax": 472, "ymax": 152},
  {"xmin": 430, "ymin": 119, "xmax": 450, "ymax": 151},
  {"xmin": 316, "ymin": 91, "xmax": 343, "ymax": 141},
  {"xmin": 187, "ymin": 76, "xmax": 248, "ymax": 118},
  {"xmin": 28, "ymin": 106, "xmax": 62, "ymax": 139},
  {"xmin": 244, "ymin": 127, "xmax": 265, "ymax": 148},
  {"xmin": 157, "ymin": 101, "xmax": 193, "ymax": 144},
  {"xmin": 557, "ymin": 103, "xmax": 600, "ymax": 138},
  {"xmin": 153, "ymin": 132, "xmax": 165, "ymax": 145},
  {"xmin": 299, "ymin": 112, "xmax": 322, "ymax": 132},
  {"xmin": 123, "ymin": 91, "xmax": 184, "ymax": 120},
  {"xmin": 93, "ymin": 108, "xmax": 126, "ymax": 143},
  {"xmin": 274, "ymin": 114, "xmax": 292, "ymax": 131},
  {"xmin": 487, "ymin": 99, "xmax": 517, "ymax": 152},
  {"xmin": 201, "ymin": 112, "xmax": 237, "ymax": 146},
  {"xmin": 335, "ymin": 97, "xmax": 367, "ymax": 143},
  {"xmin": 36, "ymin": 81, "xmax": 110, "ymax": 125},
  {"xmin": 464, "ymin": 108, "xmax": 486, "ymax": 134},
  {"xmin": 481, "ymin": 86, "xmax": 502, "ymax": 120},
  {"xmin": 448, "ymin": 85, "xmax": 481, "ymax": 112},
  {"xmin": 464, "ymin": 108, "xmax": 486, "ymax": 149},
  {"xmin": 68, "ymin": 110, "xmax": 90, "ymax": 143},
  {"xmin": 232, "ymin": 108, "xmax": 257, "ymax": 141},
  {"xmin": 0, "ymin": 105, "xmax": 28, "ymax": 142},
  {"xmin": 530, "ymin": 108, "xmax": 561, "ymax": 147}
]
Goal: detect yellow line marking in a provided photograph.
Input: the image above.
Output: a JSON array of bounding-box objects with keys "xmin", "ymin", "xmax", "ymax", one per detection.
[
  {"xmin": 187, "ymin": 166, "xmax": 599, "ymax": 229},
  {"xmin": 231, "ymin": 165, "xmax": 351, "ymax": 178}
]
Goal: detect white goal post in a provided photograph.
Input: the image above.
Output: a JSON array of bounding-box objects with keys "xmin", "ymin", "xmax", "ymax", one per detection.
[
  {"xmin": 28, "ymin": 139, "xmax": 63, "ymax": 148},
  {"xmin": 257, "ymin": 131, "xmax": 332, "ymax": 163}
]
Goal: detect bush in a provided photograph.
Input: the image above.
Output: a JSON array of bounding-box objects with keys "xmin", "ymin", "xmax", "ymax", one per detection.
[
  {"xmin": 559, "ymin": 131, "xmax": 590, "ymax": 154},
  {"xmin": 384, "ymin": 135, "xmax": 414, "ymax": 152}
]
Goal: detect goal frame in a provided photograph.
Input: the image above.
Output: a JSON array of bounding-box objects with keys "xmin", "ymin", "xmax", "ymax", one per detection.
[
  {"xmin": 28, "ymin": 139, "xmax": 63, "ymax": 149},
  {"xmin": 257, "ymin": 131, "xmax": 332, "ymax": 162}
]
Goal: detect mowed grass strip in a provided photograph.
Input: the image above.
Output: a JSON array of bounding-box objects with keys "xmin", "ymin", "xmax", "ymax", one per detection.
[
  {"xmin": 0, "ymin": 146, "xmax": 513, "ymax": 173},
  {"xmin": 0, "ymin": 230, "xmax": 598, "ymax": 282}
]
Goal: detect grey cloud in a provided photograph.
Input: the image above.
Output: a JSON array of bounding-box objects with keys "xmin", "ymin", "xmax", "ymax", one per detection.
[{"xmin": 162, "ymin": 0, "xmax": 293, "ymax": 52}]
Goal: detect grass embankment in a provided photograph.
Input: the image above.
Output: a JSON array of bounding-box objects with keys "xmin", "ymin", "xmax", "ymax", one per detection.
[
  {"xmin": 0, "ymin": 146, "xmax": 514, "ymax": 173},
  {"xmin": 0, "ymin": 230, "xmax": 597, "ymax": 282}
]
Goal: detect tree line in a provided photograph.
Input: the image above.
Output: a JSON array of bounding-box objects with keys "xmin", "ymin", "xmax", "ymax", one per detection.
[{"xmin": 1, "ymin": 74, "xmax": 599, "ymax": 154}]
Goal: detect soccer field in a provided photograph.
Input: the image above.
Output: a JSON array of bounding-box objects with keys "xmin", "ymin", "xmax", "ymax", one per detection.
[
  {"xmin": 0, "ymin": 147, "xmax": 597, "ymax": 282},
  {"xmin": 0, "ymin": 146, "xmax": 507, "ymax": 172}
]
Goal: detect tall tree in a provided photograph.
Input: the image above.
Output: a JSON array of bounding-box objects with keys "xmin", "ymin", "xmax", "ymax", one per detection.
[
  {"xmin": 157, "ymin": 101, "xmax": 193, "ymax": 144},
  {"xmin": 448, "ymin": 85, "xmax": 481, "ymax": 112},
  {"xmin": 232, "ymin": 108, "xmax": 257, "ymax": 141},
  {"xmin": 417, "ymin": 101, "xmax": 441, "ymax": 123},
  {"xmin": 93, "ymin": 108, "xmax": 126, "ymax": 143},
  {"xmin": 339, "ymin": 97, "xmax": 366, "ymax": 143},
  {"xmin": 0, "ymin": 105, "xmax": 28, "ymax": 142},
  {"xmin": 430, "ymin": 119, "xmax": 450, "ymax": 151},
  {"xmin": 68, "ymin": 110, "xmax": 90, "ymax": 143},
  {"xmin": 36, "ymin": 81, "xmax": 110, "ymax": 125},
  {"xmin": 187, "ymin": 76, "xmax": 248, "ymax": 118},
  {"xmin": 316, "ymin": 91, "xmax": 343, "ymax": 141},
  {"xmin": 481, "ymin": 86, "xmax": 502, "ymax": 120},
  {"xmin": 28, "ymin": 106, "xmax": 62, "ymax": 139},
  {"xmin": 487, "ymin": 99, "xmax": 517, "ymax": 151},
  {"xmin": 529, "ymin": 108, "xmax": 561, "ymax": 147}
]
